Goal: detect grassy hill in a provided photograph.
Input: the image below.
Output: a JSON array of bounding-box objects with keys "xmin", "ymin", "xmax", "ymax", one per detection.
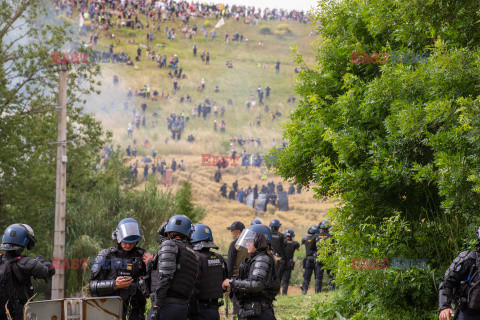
[{"xmin": 79, "ymin": 11, "xmax": 333, "ymax": 297}]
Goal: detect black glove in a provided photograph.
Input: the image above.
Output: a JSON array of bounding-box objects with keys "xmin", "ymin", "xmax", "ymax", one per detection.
[{"xmin": 150, "ymin": 306, "xmax": 160, "ymax": 320}]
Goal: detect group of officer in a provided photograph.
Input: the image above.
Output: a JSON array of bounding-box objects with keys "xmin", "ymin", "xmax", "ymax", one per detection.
[
  {"xmin": 4, "ymin": 220, "xmax": 480, "ymax": 319},
  {"xmin": 0, "ymin": 217, "xmax": 334, "ymax": 320}
]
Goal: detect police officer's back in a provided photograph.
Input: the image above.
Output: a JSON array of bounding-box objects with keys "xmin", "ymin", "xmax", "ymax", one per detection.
[
  {"xmin": 301, "ymin": 224, "xmax": 321, "ymax": 294},
  {"xmin": 439, "ymin": 227, "xmax": 480, "ymax": 320},
  {"xmin": 147, "ymin": 215, "xmax": 199, "ymax": 320},
  {"xmin": 269, "ymin": 219, "xmax": 285, "ymax": 260},
  {"xmin": 316, "ymin": 220, "xmax": 335, "ymax": 291},
  {"xmin": 0, "ymin": 224, "xmax": 55, "ymax": 320},
  {"xmin": 223, "ymin": 224, "xmax": 279, "ymax": 320},
  {"xmin": 282, "ymin": 229, "xmax": 300, "ymax": 295},
  {"xmin": 89, "ymin": 218, "xmax": 148, "ymax": 320},
  {"xmin": 188, "ymin": 224, "xmax": 227, "ymax": 320}
]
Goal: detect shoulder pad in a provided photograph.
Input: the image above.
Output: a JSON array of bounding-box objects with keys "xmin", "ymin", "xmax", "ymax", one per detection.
[
  {"xmin": 157, "ymin": 240, "xmax": 178, "ymax": 276},
  {"xmin": 453, "ymin": 250, "xmax": 476, "ymax": 264},
  {"xmin": 159, "ymin": 240, "xmax": 179, "ymax": 254},
  {"xmin": 17, "ymin": 256, "xmax": 35, "ymax": 270},
  {"xmin": 302, "ymin": 236, "xmax": 307, "ymax": 241},
  {"xmin": 251, "ymin": 254, "xmax": 271, "ymax": 281},
  {"xmin": 99, "ymin": 247, "xmax": 115, "ymax": 257}
]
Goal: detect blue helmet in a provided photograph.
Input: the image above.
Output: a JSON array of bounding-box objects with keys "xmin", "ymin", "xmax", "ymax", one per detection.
[
  {"xmin": 251, "ymin": 218, "xmax": 263, "ymax": 225},
  {"xmin": 165, "ymin": 215, "xmax": 193, "ymax": 238},
  {"xmin": 308, "ymin": 225, "xmax": 320, "ymax": 234},
  {"xmin": 1, "ymin": 224, "xmax": 31, "ymax": 251},
  {"xmin": 248, "ymin": 224, "xmax": 272, "ymax": 242},
  {"xmin": 319, "ymin": 220, "xmax": 331, "ymax": 230},
  {"xmin": 191, "ymin": 224, "xmax": 218, "ymax": 250},
  {"xmin": 269, "ymin": 219, "xmax": 281, "ymax": 228},
  {"xmin": 191, "ymin": 224, "xmax": 214, "ymax": 243},
  {"xmin": 285, "ymin": 229, "xmax": 295, "ymax": 238},
  {"xmin": 113, "ymin": 218, "xmax": 143, "ymax": 244}
]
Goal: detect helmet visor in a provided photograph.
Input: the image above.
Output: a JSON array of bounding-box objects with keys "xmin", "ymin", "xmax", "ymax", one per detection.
[
  {"xmin": 117, "ymin": 222, "xmax": 142, "ymax": 243},
  {"xmin": 235, "ymin": 229, "xmax": 258, "ymax": 250}
]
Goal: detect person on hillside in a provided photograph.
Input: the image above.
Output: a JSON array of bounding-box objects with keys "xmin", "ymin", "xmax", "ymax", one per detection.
[
  {"xmin": 228, "ymin": 189, "xmax": 236, "ymax": 200},
  {"xmin": 275, "ymin": 60, "xmax": 280, "ymax": 74},
  {"xmin": 316, "ymin": 220, "xmax": 335, "ymax": 292},
  {"xmin": 301, "ymin": 225, "xmax": 321, "ymax": 294},
  {"xmin": 214, "ymin": 170, "xmax": 222, "ymax": 183},
  {"xmin": 220, "ymin": 183, "xmax": 227, "ymax": 198}
]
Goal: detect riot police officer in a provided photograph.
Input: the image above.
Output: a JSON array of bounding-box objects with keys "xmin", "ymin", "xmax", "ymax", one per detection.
[
  {"xmin": 0, "ymin": 224, "xmax": 55, "ymax": 320},
  {"xmin": 439, "ymin": 227, "xmax": 480, "ymax": 320},
  {"xmin": 269, "ymin": 219, "xmax": 285, "ymax": 259},
  {"xmin": 301, "ymin": 224, "xmax": 321, "ymax": 294},
  {"xmin": 188, "ymin": 224, "xmax": 227, "ymax": 320},
  {"xmin": 282, "ymin": 229, "xmax": 300, "ymax": 295},
  {"xmin": 317, "ymin": 220, "xmax": 335, "ymax": 291},
  {"xmin": 147, "ymin": 215, "xmax": 199, "ymax": 320},
  {"xmin": 89, "ymin": 218, "xmax": 149, "ymax": 320},
  {"xmin": 222, "ymin": 224, "xmax": 278, "ymax": 320}
]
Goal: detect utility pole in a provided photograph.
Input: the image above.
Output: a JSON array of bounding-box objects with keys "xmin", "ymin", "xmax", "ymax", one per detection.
[{"xmin": 52, "ymin": 61, "xmax": 68, "ymax": 299}]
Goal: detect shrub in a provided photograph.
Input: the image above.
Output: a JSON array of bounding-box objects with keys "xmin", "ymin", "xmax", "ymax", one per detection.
[
  {"xmin": 273, "ymin": 23, "xmax": 292, "ymax": 37},
  {"xmin": 259, "ymin": 25, "xmax": 271, "ymax": 35}
]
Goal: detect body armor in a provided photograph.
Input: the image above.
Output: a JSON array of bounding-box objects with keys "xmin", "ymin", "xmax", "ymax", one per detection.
[
  {"xmin": 284, "ymin": 239, "xmax": 300, "ymax": 269},
  {"xmin": 270, "ymin": 230, "xmax": 285, "ymax": 258},
  {"xmin": 196, "ymin": 251, "xmax": 226, "ymax": 300},
  {"xmin": 302, "ymin": 234, "xmax": 318, "ymax": 256},
  {"xmin": 89, "ymin": 246, "xmax": 146, "ymax": 300}
]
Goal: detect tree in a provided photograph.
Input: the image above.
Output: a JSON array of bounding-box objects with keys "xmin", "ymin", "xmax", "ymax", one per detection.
[
  {"xmin": 268, "ymin": 0, "xmax": 480, "ymax": 318},
  {"xmin": 0, "ymin": 0, "xmax": 104, "ymax": 269}
]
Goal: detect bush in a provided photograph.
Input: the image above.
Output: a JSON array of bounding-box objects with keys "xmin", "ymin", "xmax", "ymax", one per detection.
[
  {"xmin": 273, "ymin": 23, "xmax": 292, "ymax": 37},
  {"xmin": 259, "ymin": 25, "xmax": 271, "ymax": 35}
]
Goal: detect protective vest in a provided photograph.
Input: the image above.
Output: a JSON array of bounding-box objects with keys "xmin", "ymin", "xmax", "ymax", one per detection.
[
  {"xmin": 270, "ymin": 231, "xmax": 284, "ymax": 258},
  {"xmin": 167, "ymin": 242, "xmax": 198, "ymax": 299},
  {"xmin": 102, "ymin": 247, "xmax": 145, "ymax": 299},
  {"xmin": 304, "ymin": 235, "xmax": 318, "ymax": 256},
  {"xmin": 197, "ymin": 251, "xmax": 224, "ymax": 300},
  {"xmin": 284, "ymin": 240, "xmax": 298, "ymax": 261}
]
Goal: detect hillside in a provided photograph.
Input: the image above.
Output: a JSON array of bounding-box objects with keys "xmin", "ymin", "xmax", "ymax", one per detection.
[{"xmin": 78, "ymin": 12, "xmax": 332, "ymax": 258}]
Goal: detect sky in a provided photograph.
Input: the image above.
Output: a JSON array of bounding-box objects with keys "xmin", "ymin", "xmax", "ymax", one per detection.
[{"xmin": 205, "ymin": 0, "xmax": 319, "ymax": 12}]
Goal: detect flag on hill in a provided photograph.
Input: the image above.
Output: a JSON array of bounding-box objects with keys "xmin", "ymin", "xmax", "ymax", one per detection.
[{"xmin": 215, "ymin": 17, "xmax": 225, "ymax": 29}]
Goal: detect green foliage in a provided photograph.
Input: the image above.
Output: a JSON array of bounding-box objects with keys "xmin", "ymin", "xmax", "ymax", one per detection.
[
  {"xmin": 259, "ymin": 25, "xmax": 272, "ymax": 35},
  {"xmin": 273, "ymin": 24, "xmax": 292, "ymax": 38},
  {"xmin": 267, "ymin": 0, "xmax": 480, "ymax": 317},
  {"xmin": 174, "ymin": 181, "xmax": 206, "ymax": 222}
]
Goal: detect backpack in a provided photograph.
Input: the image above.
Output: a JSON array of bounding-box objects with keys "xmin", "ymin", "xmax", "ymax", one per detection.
[
  {"xmin": 263, "ymin": 253, "xmax": 282, "ymax": 300},
  {"xmin": 0, "ymin": 254, "xmax": 20, "ymax": 309}
]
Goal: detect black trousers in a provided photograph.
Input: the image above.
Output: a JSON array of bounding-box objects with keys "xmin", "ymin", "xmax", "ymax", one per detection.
[
  {"xmin": 123, "ymin": 295, "xmax": 146, "ymax": 320},
  {"xmin": 147, "ymin": 303, "xmax": 188, "ymax": 320},
  {"xmin": 245, "ymin": 309, "xmax": 276, "ymax": 320},
  {"xmin": 459, "ymin": 311, "xmax": 480, "ymax": 320},
  {"xmin": 302, "ymin": 256, "xmax": 322, "ymax": 293},
  {"xmin": 187, "ymin": 305, "xmax": 219, "ymax": 320},
  {"xmin": 281, "ymin": 267, "xmax": 293, "ymax": 295}
]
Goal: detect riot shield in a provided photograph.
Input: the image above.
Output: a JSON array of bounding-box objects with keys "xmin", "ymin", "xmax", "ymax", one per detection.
[
  {"xmin": 246, "ymin": 193, "xmax": 255, "ymax": 208},
  {"xmin": 278, "ymin": 191, "xmax": 289, "ymax": 211},
  {"xmin": 255, "ymin": 193, "xmax": 268, "ymax": 212}
]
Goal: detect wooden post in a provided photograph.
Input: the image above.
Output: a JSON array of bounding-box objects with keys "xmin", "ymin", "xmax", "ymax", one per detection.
[{"xmin": 52, "ymin": 62, "xmax": 68, "ymax": 299}]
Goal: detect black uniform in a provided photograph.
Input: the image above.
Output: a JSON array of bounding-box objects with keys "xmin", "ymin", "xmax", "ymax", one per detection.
[
  {"xmin": 228, "ymin": 189, "xmax": 236, "ymax": 200},
  {"xmin": 148, "ymin": 239, "xmax": 199, "ymax": 320},
  {"xmin": 90, "ymin": 245, "xmax": 147, "ymax": 320},
  {"xmin": 439, "ymin": 249, "xmax": 480, "ymax": 319},
  {"xmin": 316, "ymin": 230, "xmax": 335, "ymax": 292},
  {"xmin": 0, "ymin": 252, "xmax": 55, "ymax": 320},
  {"xmin": 188, "ymin": 250, "xmax": 227, "ymax": 320},
  {"xmin": 270, "ymin": 230, "xmax": 285, "ymax": 260},
  {"xmin": 215, "ymin": 171, "xmax": 222, "ymax": 183},
  {"xmin": 282, "ymin": 238, "xmax": 300, "ymax": 295},
  {"xmin": 301, "ymin": 234, "xmax": 322, "ymax": 293},
  {"xmin": 231, "ymin": 251, "xmax": 277, "ymax": 320}
]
